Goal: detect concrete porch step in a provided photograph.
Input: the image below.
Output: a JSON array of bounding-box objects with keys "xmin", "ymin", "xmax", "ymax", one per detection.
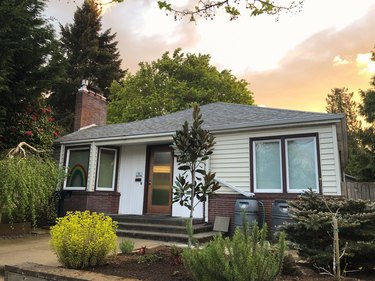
[
  {"xmin": 117, "ymin": 229, "xmax": 220, "ymax": 244},
  {"xmin": 117, "ymin": 221, "xmax": 213, "ymax": 235},
  {"xmin": 109, "ymin": 214, "xmax": 218, "ymax": 244},
  {"xmin": 109, "ymin": 214, "xmax": 204, "ymax": 226}
]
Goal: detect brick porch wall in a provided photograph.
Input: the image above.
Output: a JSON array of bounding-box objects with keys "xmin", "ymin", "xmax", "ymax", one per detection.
[{"xmin": 61, "ymin": 191, "xmax": 120, "ymax": 215}]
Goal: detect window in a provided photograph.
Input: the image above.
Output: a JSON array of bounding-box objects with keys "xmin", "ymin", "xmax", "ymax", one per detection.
[
  {"xmin": 251, "ymin": 135, "xmax": 320, "ymax": 194},
  {"xmin": 286, "ymin": 138, "xmax": 319, "ymax": 192},
  {"xmin": 253, "ymin": 140, "xmax": 282, "ymax": 193},
  {"xmin": 64, "ymin": 148, "xmax": 90, "ymax": 190},
  {"xmin": 96, "ymin": 148, "xmax": 118, "ymax": 191}
]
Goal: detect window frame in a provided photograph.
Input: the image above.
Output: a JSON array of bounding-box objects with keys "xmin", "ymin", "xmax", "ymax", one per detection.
[
  {"xmin": 250, "ymin": 133, "xmax": 321, "ymax": 194},
  {"xmin": 95, "ymin": 147, "xmax": 118, "ymax": 192},
  {"xmin": 63, "ymin": 146, "xmax": 90, "ymax": 191},
  {"xmin": 253, "ymin": 139, "xmax": 283, "ymax": 193}
]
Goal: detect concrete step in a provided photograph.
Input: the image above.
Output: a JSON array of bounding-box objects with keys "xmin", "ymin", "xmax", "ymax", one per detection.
[
  {"xmin": 117, "ymin": 221, "xmax": 213, "ymax": 234},
  {"xmin": 110, "ymin": 214, "xmax": 217, "ymax": 244},
  {"xmin": 117, "ymin": 229, "xmax": 220, "ymax": 244},
  {"xmin": 110, "ymin": 214, "xmax": 204, "ymax": 226}
]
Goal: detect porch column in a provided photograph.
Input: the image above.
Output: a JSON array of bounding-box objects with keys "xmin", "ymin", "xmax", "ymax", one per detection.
[{"xmin": 86, "ymin": 142, "xmax": 98, "ymax": 192}]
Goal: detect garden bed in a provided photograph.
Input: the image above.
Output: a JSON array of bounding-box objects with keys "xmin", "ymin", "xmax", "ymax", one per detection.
[
  {"xmin": 85, "ymin": 246, "xmax": 374, "ymax": 281},
  {"xmin": 0, "ymin": 222, "xmax": 31, "ymax": 237}
]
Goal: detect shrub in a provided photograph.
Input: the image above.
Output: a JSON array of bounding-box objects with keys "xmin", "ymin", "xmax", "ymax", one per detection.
[
  {"xmin": 284, "ymin": 190, "xmax": 375, "ymax": 271},
  {"xmin": 0, "ymin": 155, "xmax": 65, "ymax": 226},
  {"xmin": 119, "ymin": 239, "xmax": 135, "ymax": 254},
  {"xmin": 50, "ymin": 211, "xmax": 118, "ymax": 269},
  {"xmin": 137, "ymin": 253, "xmax": 162, "ymax": 264},
  {"xmin": 183, "ymin": 223, "xmax": 285, "ymax": 281}
]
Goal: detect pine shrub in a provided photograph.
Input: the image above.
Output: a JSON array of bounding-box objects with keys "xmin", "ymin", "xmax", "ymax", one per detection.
[
  {"xmin": 50, "ymin": 211, "xmax": 118, "ymax": 269},
  {"xmin": 284, "ymin": 190, "xmax": 375, "ymax": 271},
  {"xmin": 183, "ymin": 223, "xmax": 285, "ymax": 281}
]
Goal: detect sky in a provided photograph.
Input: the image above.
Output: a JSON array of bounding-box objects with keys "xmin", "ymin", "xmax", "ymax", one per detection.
[{"xmin": 45, "ymin": 0, "xmax": 375, "ymax": 112}]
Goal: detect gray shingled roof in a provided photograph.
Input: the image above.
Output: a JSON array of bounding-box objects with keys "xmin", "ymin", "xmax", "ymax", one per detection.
[{"xmin": 56, "ymin": 102, "xmax": 344, "ymax": 143}]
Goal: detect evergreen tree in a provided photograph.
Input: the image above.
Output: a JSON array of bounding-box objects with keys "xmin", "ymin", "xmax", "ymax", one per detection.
[
  {"xmin": 325, "ymin": 87, "xmax": 362, "ymax": 178},
  {"xmin": 285, "ymin": 190, "xmax": 375, "ymax": 271},
  {"xmin": 357, "ymin": 51, "xmax": 375, "ymax": 181},
  {"xmin": 49, "ymin": 0, "xmax": 125, "ymax": 131},
  {"xmin": 0, "ymin": 0, "xmax": 62, "ymax": 152}
]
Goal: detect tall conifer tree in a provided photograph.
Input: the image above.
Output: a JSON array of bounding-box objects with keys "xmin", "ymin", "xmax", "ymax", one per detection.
[
  {"xmin": 357, "ymin": 51, "xmax": 375, "ymax": 181},
  {"xmin": 0, "ymin": 0, "xmax": 62, "ymax": 151},
  {"xmin": 325, "ymin": 87, "xmax": 362, "ymax": 177},
  {"xmin": 49, "ymin": 0, "xmax": 125, "ymax": 131}
]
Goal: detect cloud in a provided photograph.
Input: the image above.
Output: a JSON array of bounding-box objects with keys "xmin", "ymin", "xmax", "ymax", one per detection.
[
  {"xmin": 333, "ymin": 55, "xmax": 350, "ymax": 66},
  {"xmin": 356, "ymin": 53, "xmax": 375, "ymax": 75},
  {"xmin": 243, "ymin": 5, "xmax": 375, "ymax": 112},
  {"xmin": 45, "ymin": 0, "xmax": 200, "ymax": 72}
]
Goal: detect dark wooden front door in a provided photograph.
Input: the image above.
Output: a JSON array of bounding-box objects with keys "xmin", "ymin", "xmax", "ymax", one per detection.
[{"xmin": 146, "ymin": 147, "xmax": 173, "ymax": 214}]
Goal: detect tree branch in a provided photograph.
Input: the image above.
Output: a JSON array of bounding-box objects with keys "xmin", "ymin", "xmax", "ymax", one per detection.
[
  {"xmin": 158, "ymin": 0, "xmax": 304, "ymax": 21},
  {"xmin": 7, "ymin": 142, "xmax": 45, "ymax": 158}
]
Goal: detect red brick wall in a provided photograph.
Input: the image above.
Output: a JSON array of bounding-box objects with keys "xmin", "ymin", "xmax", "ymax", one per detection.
[
  {"xmin": 74, "ymin": 90, "xmax": 107, "ymax": 131},
  {"xmin": 62, "ymin": 191, "xmax": 120, "ymax": 215},
  {"xmin": 208, "ymin": 194, "xmax": 297, "ymax": 234}
]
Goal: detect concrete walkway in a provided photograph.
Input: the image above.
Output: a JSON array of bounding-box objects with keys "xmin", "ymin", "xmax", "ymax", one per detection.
[{"xmin": 0, "ymin": 230, "xmax": 168, "ymax": 281}]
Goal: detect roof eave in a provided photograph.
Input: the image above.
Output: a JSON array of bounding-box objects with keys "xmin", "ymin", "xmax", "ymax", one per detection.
[{"xmin": 57, "ymin": 118, "xmax": 343, "ymax": 145}]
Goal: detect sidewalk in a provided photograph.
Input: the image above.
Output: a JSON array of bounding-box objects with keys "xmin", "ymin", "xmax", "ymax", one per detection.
[{"xmin": 0, "ymin": 230, "xmax": 166, "ymax": 281}]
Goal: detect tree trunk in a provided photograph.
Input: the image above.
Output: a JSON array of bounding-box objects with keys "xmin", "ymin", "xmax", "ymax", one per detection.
[
  {"xmin": 188, "ymin": 168, "xmax": 196, "ymax": 249},
  {"xmin": 333, "ymin": 216, "xmax": 341, "ymax": 280}
]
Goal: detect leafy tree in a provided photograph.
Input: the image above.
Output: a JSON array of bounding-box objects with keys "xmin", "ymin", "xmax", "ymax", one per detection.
[
  {"xmin": 0, "ymin": 153, "xmax": 65, "ymax": 226},
  {"xmin": 172, "ymin": 105, "xmax": 221, "ymax": 248},
  {"xmin": 49, "ymin": 0, "xmax": 125, "ymax": 131},
  {"xmin": 0, "ymin": 0, "xmax": 62, "ymax": 152},
  {"xmin": 325, "ymin": 87, "xmax": 362, "ymax": 178},
  {"xmin": 1, "ymin": 99, "xmax": 62, "ymax": 153},
  {"xmin": 108, "ymin": 49, "xmax": 254, "ymax": 123},
  {"xmin": 357, "ymin": 51, "xmax": 375, "ymax": 181},
  {"xmin": 145, "ymin": 0, "xmax": 303, "ymax": 21}
]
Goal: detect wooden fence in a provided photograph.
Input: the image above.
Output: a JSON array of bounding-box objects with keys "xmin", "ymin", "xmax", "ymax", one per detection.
[{"xmin": 341, "ymin": 182, "xmax": 375, "ymax": 200}]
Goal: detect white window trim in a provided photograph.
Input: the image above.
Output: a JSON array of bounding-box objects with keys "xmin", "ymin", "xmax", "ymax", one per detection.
[
  {"xmin": 63, "ymin": 147, "xmax": 90, "ymax": 191},
  {"xmin": 285, "ymin": 137, "xmax": 319, "ymax": 193},
  {"xmin": 96, "ymin": 147, "xmax": 118, "ymax": 191},
  {"xmin": 253, "ymin": 139, "xmax": 283, "ymax": 193}
]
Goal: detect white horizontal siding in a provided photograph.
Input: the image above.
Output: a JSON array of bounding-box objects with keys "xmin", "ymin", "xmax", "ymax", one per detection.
[{"xmin": 210, "ymin": 124, "xmax": 342, "ymax": 195}]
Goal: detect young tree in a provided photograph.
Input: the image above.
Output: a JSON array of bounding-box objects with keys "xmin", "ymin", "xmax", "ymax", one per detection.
[
  {"xmin": 108, "ymin": 49, "xmax": 254, "ymax": 123},
  {"xmin": 325, "ymin": 87, "xmax": 362, "ymax": 177},
  {"xmin": 172, "ymin": 105, "xmax": 220, "ymax": 248},
  {"xmin": 0, "ymin": 0, "xmax": 62, "ymax": 152},
  {"xmin": 49, "ymin": 0, "xmax": 125, "ymax": 131}
]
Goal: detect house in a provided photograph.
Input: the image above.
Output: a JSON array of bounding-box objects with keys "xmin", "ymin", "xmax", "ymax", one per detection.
[{"xmin": 55, "ymin": 89, "xmax": 347, "ymax": 229}]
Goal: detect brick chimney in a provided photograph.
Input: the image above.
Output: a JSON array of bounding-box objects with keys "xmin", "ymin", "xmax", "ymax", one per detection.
[{"xmin": 73, "ymin": 80, "xmax": 107, "ymax": 131}]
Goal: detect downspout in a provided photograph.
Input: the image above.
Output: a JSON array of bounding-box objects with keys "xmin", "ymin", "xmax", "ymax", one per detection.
[
  {"xmin": 214, "ymin": 178, "xmax": 265, "ymax": 225},
  {"xmin": 215, "ymin": 178, "xmax": 255, "ymax": 198}
]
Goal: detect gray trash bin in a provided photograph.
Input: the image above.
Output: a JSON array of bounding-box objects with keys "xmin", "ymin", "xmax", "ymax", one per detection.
[
  {"xmin": 271, "ymin": 200, "xmax": 291, "ymax": 234},
  {"xmin": 234, "ymin": 199, "xmax": 259, "ymax": 228}
]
